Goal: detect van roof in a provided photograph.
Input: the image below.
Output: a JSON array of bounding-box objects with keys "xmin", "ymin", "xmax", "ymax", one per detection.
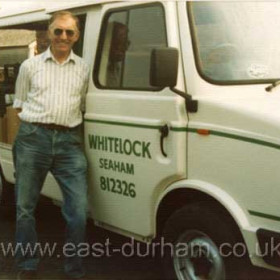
[
  {"xmin": 47, "ymin": 0, "xmax": 120, "ymax": 13},
  {"xmin": 0, "ymin": 0, "xmax": 118, "ymax": 28}
]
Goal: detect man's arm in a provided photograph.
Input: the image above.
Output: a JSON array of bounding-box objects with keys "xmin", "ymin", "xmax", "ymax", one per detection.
[{"xmin": 13, "ymin": 61, "xmax": 30, "ymax": 110}]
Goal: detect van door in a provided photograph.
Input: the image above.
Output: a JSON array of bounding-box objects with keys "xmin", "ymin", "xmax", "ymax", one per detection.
[{"xmin": 85, "ymin": 2, "xmax": 188, "ymax": 238}]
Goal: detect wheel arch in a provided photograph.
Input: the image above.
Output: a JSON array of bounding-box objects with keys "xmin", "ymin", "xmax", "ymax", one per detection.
[{"xmin": 155, "ymin": 179, "xmax": 249, "ymax": 243}]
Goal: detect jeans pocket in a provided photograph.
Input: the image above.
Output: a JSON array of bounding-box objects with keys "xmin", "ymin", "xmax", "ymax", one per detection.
[{"xmin": 17, "ymin": 122, "xmax": 38, "ymax": 139}]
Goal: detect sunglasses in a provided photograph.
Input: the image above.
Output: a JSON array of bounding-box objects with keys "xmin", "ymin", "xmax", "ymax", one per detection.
[{"xmin": 53, "ymin": 28, "xmax": 75, "ymax": 37}]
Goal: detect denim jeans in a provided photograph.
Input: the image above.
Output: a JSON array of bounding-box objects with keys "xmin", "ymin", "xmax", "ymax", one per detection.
[{"xmin": 12, "ymin": 122, "xmax": 88, "ymax": 278}]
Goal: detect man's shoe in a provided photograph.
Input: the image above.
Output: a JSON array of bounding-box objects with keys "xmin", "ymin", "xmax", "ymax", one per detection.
[{"xmin": 17, "ymin": 270, "xmax": 38, "ymax": 280}]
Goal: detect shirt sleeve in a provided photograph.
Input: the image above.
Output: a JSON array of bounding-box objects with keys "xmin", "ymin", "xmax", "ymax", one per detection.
[
  {"xmin": 80, "ymin": 63, "xmax": 90, "ymax": 113},
  {"xmin": 13, "ymin": 60, "xmax": 30, "ymax": 109}
]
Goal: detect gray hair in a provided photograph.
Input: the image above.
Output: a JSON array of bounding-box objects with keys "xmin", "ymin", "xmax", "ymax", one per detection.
[{"xmin": 49, "ymin": 11, "xmax": 80, "ymax": 31}]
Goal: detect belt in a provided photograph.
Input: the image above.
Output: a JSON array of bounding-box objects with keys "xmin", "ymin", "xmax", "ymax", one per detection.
[{"xmin": 32, "ymin": 122, "xmax": 75, "ymax": 131}]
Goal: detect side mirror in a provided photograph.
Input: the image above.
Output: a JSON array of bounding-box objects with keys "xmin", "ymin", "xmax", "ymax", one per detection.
[{"xmin": 150, "ymin": 47, "xmax": 178, "ymax": 88}]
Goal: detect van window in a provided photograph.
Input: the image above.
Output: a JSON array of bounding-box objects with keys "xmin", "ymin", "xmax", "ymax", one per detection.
[
  {"xmin": 0, "ymin": 28, "xmax": 43, "ymax": 95},
  {"xmin": 189, "ymin": 2, "xmax": 280, "ymax": 84},
  {"xmin": 95, "ymin": 4, "xmax": 167, "ymax": 90}
]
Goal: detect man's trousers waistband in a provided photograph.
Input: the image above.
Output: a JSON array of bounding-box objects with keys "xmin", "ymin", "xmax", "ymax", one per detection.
[{"xmin": 22, "ymin": 121, "xmax": 79, "ymax": 132}]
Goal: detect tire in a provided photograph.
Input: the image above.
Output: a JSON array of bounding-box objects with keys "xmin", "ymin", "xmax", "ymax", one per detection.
[{"xmin": 162, "ymin": 202, "xmax": 247, "ymax": 280}]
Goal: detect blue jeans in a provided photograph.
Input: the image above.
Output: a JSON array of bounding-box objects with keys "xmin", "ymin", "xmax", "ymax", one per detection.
[{"xmin": 12, "ymin": 122, "xmax": 88, "ymax": 279}]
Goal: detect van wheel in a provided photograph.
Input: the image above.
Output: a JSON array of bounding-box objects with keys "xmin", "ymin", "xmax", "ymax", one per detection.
[{"xmin": 162, "ymin": 202, "xmax": 246, "ymax": 280}]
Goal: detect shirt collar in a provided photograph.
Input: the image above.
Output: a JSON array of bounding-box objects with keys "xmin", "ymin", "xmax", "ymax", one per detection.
[{"xmin": 43, "ymin": 47, "xmax": 76, "ymax": 64}]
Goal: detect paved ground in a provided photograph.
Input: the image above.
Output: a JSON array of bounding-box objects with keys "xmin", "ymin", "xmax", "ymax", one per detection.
[
  {"xmin": 0, "ymin": 195, "xmax": 162, "ymax": 280},
  {"xmin": 1, "ymin": 190, "xmax": 280, "ymax": 280}
]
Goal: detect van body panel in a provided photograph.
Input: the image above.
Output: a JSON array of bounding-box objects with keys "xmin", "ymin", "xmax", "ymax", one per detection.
[
  {"xmin": 84, "ymin": 90, "xmax": 187, "ymax": 236},
  {"xmin": 179, "ymin": 2, "xmax": 280, "ymax": 232}
]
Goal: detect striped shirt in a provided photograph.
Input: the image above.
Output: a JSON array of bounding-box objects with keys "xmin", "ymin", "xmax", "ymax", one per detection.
[{"xmin": 13, "ymin": 48, "xmax": 90, "ymax": 127}]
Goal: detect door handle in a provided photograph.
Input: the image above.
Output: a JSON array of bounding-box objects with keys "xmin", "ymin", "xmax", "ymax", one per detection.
[{"xmin": 159, "ymin": 124, "xmax": 169, "ymax": 157}]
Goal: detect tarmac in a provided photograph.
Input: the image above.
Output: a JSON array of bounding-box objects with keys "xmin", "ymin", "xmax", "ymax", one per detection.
[
  {"xmin": 0, "ymin": 196, "xmax": 161, "ymax": 280},
  {"xmin": 1, "ymin": 190, "xmax": 280, "ymax": 280}
]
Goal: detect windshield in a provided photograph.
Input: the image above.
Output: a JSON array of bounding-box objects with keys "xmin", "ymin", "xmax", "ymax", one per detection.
[{"xmin": 189, "ymin": 2, "xmax": 280, "ymax": 84}]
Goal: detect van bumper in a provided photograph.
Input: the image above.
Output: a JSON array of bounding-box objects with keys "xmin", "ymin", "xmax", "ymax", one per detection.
[{"xmin": 257, "ymin": 228, "xmax": 280, "ymax": 267}]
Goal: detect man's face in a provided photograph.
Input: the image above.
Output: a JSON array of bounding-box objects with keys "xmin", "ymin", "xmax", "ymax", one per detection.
[{"xmin": 48, "ymin": 15, "xmax": 79, "ymax": 55}]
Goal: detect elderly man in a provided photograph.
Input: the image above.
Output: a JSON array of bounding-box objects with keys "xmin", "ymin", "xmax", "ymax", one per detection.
[{"xmin": 13, "ymin": 11, "xmax": 89, "ymax": 280}]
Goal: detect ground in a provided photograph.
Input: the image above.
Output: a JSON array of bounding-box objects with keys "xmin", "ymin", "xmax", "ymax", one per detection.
[{"xmin": 0, "ymin": 193, "xmax": 280, "ymax": 280}]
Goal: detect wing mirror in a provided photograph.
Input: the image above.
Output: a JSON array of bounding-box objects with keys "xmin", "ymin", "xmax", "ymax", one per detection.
[
  {"xmin": 150, "ymin": 47, "xmax": 178, "ymax": 87},
  {"xmin": 150, "ymin": 47, "xmax": 198, "ymax": 113}
]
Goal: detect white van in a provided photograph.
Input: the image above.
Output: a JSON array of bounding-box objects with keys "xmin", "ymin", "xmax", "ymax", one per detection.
[{"xmin": 1, "ymin": 1, "xmax": 280, "ymax": 279}]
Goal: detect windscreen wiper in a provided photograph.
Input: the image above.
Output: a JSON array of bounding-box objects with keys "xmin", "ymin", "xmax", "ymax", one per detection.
[{"xmin": 265, "ymin": 81, "xmax": 280, "ymax": 92}]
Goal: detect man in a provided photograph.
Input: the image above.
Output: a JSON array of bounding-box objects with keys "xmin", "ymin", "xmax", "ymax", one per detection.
[{"xmin": 13, "ymin": 11, "xmax": 89, "ymax": 280}]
